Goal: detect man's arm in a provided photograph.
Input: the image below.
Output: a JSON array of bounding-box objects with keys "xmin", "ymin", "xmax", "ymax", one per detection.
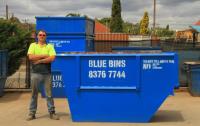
[
  {"xmin": 32, "ymin": 56, "xmax": 55, "ymax": 64},
  {"xmin": 28, "ymin": 54, "xmax": 49, "ymax": 61}
]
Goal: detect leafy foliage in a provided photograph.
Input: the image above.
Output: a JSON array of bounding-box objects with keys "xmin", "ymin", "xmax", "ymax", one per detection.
[
  {"xmin": 155, "ymin": 27, "xmax": 175, "ymax": 37},
  {"xmin": 140, "ymin": 11, "xmax": 149, "ymax": 35},
  {"xmin": 66, "ymin": 13, "xmax": 90, "ymax": 19},
  {"xmin": 66, "ymin": 13, "xmax": 81, "ymax": 17},
  {"xmin": 110, "ymin": 0, "xmax": 123, "ymax": 32},
  {"xmin": 0, "ymin": 19, "xmax": 30, "ymax": 75}
]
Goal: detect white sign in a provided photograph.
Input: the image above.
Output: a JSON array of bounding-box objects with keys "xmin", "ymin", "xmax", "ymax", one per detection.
[
  {"xmin": 88, "ymin": 60, "xmax": 126, "ymax": 79},
  {"xmin": 52, "ymin": 74, "xmax": 64, "ymax": 88},
  {"xmin": 49, "ymin": 40, "xmax": 70, "ymax": 47},
  {"xmin": 142, "ymin": 59, "xmax": 175, "ymax": 70}
]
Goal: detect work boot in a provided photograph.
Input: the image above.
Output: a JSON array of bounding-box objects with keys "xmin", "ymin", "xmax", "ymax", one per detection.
[
  {"xmin": 49, "ymin": 112, "xmax": 59, "ymax": 120},
  {"xmin": 26, "ymin": 114, "xmax": 36, "ymax": 121}
]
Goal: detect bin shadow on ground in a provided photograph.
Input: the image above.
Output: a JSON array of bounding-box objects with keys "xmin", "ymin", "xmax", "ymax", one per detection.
[
  {"xmin": 151, "ymin": 110, "xmax": 184, "ymax": 123},
  {"xmin": 0, "ymin": 92, "xmax": 22, "ymax": 103}
]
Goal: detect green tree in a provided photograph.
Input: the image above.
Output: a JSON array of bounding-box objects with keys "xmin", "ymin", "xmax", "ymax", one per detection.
[
  {"xmin": 66, "ymin": 13, "xmax": 90, "ymax": 19},
  {"xmin": 123, "ymin": 21, "xmax": 132, "ymax": 33},
  {"xmin": 0, "ymin": 19, "xmax": 30, "ymax": 75},
  {"xmin": 110, "ymin": 0, "xmax": 123, "ymax": 32},
  {"xmin": 10, "ymin": 16, "xmax": 21, "ymax": 23},
  {"xmin": 155, "ymin": 27, "xmax": 175, "ymax": 37},
  {"xmin": 140, "ymin": 11, "xmax": 149, "ymax": 35},
  {"xmin": 66, "ymin": 13, "xmax": 81, "ymax": 17},
  {"xmin": 132, "ymin": 23, "xmax": 140, "ymax": 35}
]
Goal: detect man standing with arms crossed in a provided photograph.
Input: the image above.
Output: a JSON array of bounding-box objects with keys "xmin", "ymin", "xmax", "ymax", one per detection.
[{"xmin": 27, "ymin": 30, "xmax": 59, "ymax": 121}]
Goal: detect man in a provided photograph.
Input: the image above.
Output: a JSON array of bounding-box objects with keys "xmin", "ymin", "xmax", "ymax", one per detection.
[{"xmin": 27, "ymin": 30, "xmax": 59, "ymax": 121}]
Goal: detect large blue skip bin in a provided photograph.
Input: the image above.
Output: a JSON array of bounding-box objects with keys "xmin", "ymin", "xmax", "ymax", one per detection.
[
  {"xmin": 36, "ymin": 17, "xmax": 95, "ymax": 36},
  {"xmin": 53, "ymin": 52, "xmax": 178, "ymax": 122}
]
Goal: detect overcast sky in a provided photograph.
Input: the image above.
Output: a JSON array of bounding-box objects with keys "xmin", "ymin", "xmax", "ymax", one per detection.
[{"xmin": 0, "ymin": 0, "xmax": 199, "ymax": 30}]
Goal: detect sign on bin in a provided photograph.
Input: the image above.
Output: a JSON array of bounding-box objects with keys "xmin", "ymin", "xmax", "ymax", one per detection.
[
  {"xmin": 81, "ymin": 56, "xmax": 140, "ymax": 89},
  {"xmin": 142, "ymin": 59, "xmax": 175, "ymax": 70},
  {"xmin": 52, "ymin": 71, "xmax": 64, "ymax": 89},
  {"xmin": 51, "ymin": 71, "xmax": 65, "ymax": 97},
  {"xmin": 49, "ymin": 40, "xmax": 70, "ymax": 48}
]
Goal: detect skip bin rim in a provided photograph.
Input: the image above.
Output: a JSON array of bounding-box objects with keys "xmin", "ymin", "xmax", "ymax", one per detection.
[
  {"xmin": 35, "ymin": 16, "xmax": 94, "ymax": 24},
  {"xmin": 56, "ymin": 52, "xmax": 176, "ymax": 57}
]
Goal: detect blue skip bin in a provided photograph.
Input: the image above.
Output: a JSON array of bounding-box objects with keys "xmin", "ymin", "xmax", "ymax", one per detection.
[
  {"xmin": 184, "ymin": 62, "xmax": 200, "ymax": 96},
  {"xmin": 189, "ymin": 68, "xmax": 200, "ymax": 96},
  {"xmin": 0, "ymin": 50, "xmax": 8, "ymax": 97},
  {"xmin": 53, "ymin": 52, "xmax": 178, "ymax": 122},
  {"xmin": 36, "ymin": 17, "xmax": 95, "ymax": 53},
  {"xmin": 36, "ymin": 17, "xmax": 95, "ymax": 36}
]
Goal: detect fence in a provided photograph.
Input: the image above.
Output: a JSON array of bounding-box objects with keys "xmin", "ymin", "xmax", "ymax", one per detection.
[{"xmin": 4, "ymin": 38, "xmax": 33, "ymax": 89}]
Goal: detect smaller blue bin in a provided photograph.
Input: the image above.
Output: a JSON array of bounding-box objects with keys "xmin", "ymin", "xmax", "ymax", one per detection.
[
  {"xmin": 185, "ymin": 62, "xmax": 200, "ymax": 96},
  {"xmin": 0, "ymin": 50, "xmax": 7, "ymax": 78},
  {"xmin": 0, "ymin": 78, "xmax": 6, "ymax": 97},
  {"xmin": 0, "ymin": 50, "xmax": 8, "ymax": 97}
]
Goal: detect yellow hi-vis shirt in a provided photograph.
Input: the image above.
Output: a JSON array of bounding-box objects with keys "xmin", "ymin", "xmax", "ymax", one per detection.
[
  {"xmin": 27, "ymin": 42, "xmax": 56, "ymax": 73},
  {"xmin": 27, "ymin": 42, "xmax": 56, "ymax": 56}
]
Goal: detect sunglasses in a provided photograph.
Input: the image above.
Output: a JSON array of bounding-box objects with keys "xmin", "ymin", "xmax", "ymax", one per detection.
[{"xmin": 38, "ymin": 34, "xmax": 46, "ymax": 37}]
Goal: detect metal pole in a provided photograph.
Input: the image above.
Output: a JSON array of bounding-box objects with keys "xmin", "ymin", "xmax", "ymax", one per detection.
[
  {"xmin": 153, "ymin": 0, "xmax": 156, "ymax": 36},
  {"xmin": 6, "ymin": 4, "xmax": 8, "ymax": 20},
  {"xmin": 25, "ymin": 42, "xmax": 31, "ymax": 88}
]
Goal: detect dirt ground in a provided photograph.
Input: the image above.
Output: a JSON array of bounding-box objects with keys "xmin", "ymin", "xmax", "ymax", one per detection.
[{"xmin": 0, "ymin": 91, "xmax": 200, "ymax": 126}]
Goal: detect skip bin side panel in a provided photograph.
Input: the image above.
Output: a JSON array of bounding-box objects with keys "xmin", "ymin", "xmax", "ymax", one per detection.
[
  {"xmin": 140, "ymin": 55, "xmax": 177, "ymax": 121},
  {"xmin": 52, "ymin": 56, "xmax": 79, "ymax": 98}
]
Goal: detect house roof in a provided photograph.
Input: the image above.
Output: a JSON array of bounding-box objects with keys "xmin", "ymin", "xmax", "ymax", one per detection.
[
  {"xmin": 194, "ymin": 20, "xmax": 200, "ymax": 26},
  {"xmin": 95, "ymin": 20, "xmax": 110, "ymax": 33},
  {"xmin": 190, "ymin": 25, "xmax": 200, "ymax": 32}
]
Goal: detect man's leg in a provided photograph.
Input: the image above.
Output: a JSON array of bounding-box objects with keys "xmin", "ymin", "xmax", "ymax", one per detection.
[
  {"xmin": 27, "ymin": 73, "xmax": 41, "ymax": 121},
  {"xmin": 44, "ymin": 74, "xmax": 59, "ymax": 120}
]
